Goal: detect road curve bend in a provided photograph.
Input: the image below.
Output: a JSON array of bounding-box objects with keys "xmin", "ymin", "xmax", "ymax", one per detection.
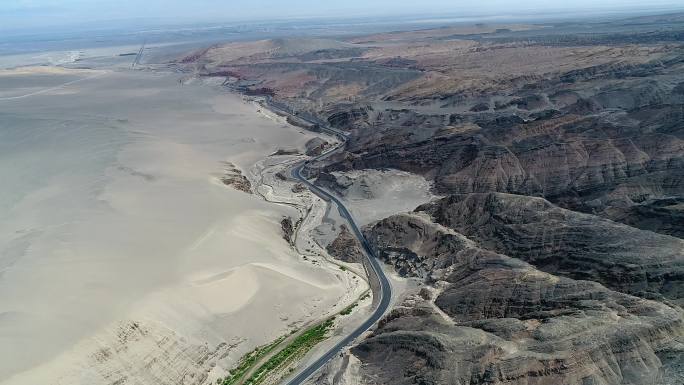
[{"xmin": 283, "ymin": 127, "xmax": 392, "ymax": 385}]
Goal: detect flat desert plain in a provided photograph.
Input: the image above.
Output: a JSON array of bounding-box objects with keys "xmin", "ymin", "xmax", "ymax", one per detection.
[{"xmin": 0, "ymin": 66, "xmax": 360, "ymax": 384}]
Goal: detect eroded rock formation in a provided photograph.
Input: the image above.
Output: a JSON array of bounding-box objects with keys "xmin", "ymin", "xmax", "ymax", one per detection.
[
  {"xmin": 220, "ymin": 162, "xmax": 252, "ymax": 194},
  {"xmin": 358, "ymin": 207, "xmax": 684, "ymax": 385},
  {"xmin": 326, "ymin": 224, "xmax": 364, "ymax": 263}
]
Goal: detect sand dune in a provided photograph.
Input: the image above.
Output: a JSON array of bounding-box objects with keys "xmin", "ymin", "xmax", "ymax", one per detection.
[{"xmin": 0, "ymin": 68, "xmax": 355, "ymax": 384}]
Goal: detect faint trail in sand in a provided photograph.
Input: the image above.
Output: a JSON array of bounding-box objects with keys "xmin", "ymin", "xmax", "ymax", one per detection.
[{"xmin": 0, "ymin": 73, "xmax": 106, "ymax": 101}]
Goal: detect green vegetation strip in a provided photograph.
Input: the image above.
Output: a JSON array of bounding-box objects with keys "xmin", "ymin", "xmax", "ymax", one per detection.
[
  {"xmin": 339, "ymin": 302, "xmax": 357, "ymax": 316},
  {"xmin": 218, "ymin": 291, "xmax": 370, "ymax": 385},
  {"xmin": 243, "ymin": 318, "xmax": 335, "ymax": 385},
  {"xmin": 219, "ymin": 336, "xmax": 286, "ymax": 385}
]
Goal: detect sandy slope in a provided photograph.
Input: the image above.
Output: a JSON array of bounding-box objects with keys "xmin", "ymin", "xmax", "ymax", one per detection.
[
  {"xmin": 324, "ymin": 169, "xmax": 440, "ymax": 226},
  {"xmin": 0, "ymin": 68, "xmax": 356, "ymax": 384}
]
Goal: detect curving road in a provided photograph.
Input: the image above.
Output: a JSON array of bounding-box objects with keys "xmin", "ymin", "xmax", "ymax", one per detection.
[{"xmin": 283, "ymin": 123, "xmax": 392, "ymax": 385}]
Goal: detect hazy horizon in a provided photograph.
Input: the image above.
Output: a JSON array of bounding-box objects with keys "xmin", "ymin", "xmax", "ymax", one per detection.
[{"xmin": 2, "ymin": 0, "xmax": 684, "ymax": 32}]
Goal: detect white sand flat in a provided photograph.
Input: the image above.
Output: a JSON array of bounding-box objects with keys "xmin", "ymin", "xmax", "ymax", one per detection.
[{"xmin": 0, "ymin": 68, "xmax": 354, "ymax": 384}]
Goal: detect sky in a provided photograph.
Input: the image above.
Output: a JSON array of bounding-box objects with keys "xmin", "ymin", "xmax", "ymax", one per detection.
[{"xmin": 1, "ymin": 0, "xmax": 683, "ymax": 31}]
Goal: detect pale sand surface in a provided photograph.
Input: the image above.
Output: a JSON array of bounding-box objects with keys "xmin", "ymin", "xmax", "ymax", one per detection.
[
  {"xmin": 327, "ymin": 169, "xmax": 441, "ymax": 226},
  {"xmin": 0, "ymin": 44, "xmax": 150, "ymax": 70},
  {"xmin": 0, "ymin": 68, "xmax": 357, "ymax": 384}
]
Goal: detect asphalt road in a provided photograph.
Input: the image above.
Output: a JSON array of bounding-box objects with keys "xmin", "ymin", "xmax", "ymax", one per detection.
[{"xmin": 283, "ymin": 128, "xmax": 392, "ymax": 385}]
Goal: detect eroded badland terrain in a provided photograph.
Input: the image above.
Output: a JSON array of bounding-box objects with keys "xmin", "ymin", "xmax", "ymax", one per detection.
[{"xmin": 178, "ymin": 12, "xmax": 684, "ymax": 385}]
